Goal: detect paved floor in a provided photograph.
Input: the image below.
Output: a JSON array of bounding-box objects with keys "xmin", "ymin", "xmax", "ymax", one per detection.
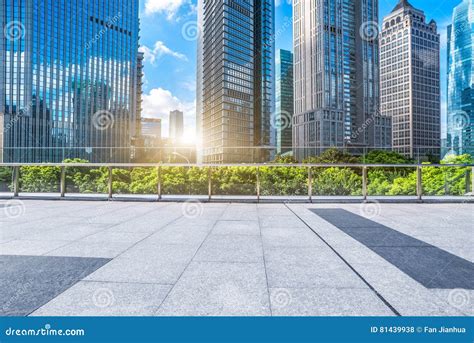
[{"xmin": 0, "ymin": 200, "xmax": 472, "ymax": 316}]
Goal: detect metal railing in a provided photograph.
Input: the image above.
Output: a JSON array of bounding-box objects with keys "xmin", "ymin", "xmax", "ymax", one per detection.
[{"xmin": 1, "ymin": 162, "xmax": 473, "ymax": 202}]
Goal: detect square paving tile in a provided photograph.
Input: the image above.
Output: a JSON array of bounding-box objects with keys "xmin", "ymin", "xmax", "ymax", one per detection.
[
  {"xmin": 194, "ymin": 235, "xmax": 263, "ymax": 263},
  {"xmin": 156, "ymin": 261, "xmax": 270, "ymax": 316},
  {"xmin": 212, "ymin": 220, "xmax": 260, "ymax": 236},
  {"xmin": 85, "ymin": 257, "xmax": 189, "ymax": 284},
  {"xmin": 0, "ymin": 240, "xmax": 71, "ymax": 256},
  {"xmin": 261, "ymin": 227, "xmax": 324, "ymax": 247},
  {"xmin": 46, "ymin": 241, "xmax": 133, "ymax": 258},
  {"xmin": 269, "ymin": 288, "xmax": 394, "ymax": 316},
  {"xmin": 31, "ymin": 281, "xmax": 171, "ymax": 316}
]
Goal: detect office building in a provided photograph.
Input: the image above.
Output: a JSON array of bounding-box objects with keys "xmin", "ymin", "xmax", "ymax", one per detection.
[
  {"xmin": 135, "ymin": 51, "xmax": 145, "ymax": 141},
  {"xmin": 142, "ymin": 118, "xmax": 162, "ymax": 141},
  {"xmin": 196, "ymin": 0, "xmax": 204, "ymax": 163},
  {"xmin": 293, "ymin": 0, "xmax": 388, "ymax": 161},
  {"xmin": 276, "ymin": 49, "xmax": 293, "ymax": 155},
  {"xmin": 447, "ymin": 0, "xmax": 474, "ymax": 157},
  {"xmin": 380, "ymin": 0, "xmax": 441, "ymax": 160},
  {"xmin": 198, "ymin": 0, "xmax": 275, "ymax": 163},
  {"xmin": 0, "ymin": 0, "xmax": 139, "ymax": 163},
  {"xmin": 169, "ymin": 110, "xmax": 184, "ymax": 142}
]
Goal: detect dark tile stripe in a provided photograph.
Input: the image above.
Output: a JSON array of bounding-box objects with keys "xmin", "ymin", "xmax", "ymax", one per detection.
[
  {"xmin": 311, "ymin": 209, "xmax": 474, "ymax": 290},
  {"xmin": 0, "ymin": 255, "xmax": 111, "ymax": 316}
]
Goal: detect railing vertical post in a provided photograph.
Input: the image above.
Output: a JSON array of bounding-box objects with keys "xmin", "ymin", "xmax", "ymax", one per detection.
[
  {"xmin": 256, "ymin": 167, "xmax": 260, "ymax": 203},
  {"xmin": 157, "ymin": 165, "xmax": 162, "ymax": 201},
  {"xmin": 108, "ymin": 167, "xmax": 113, "ymax": 200},
  {"xmin": 416, "ymin": 166, "xmax": 423, "ymax": 202},
  {"xmin": 362, "ymin": 166, "xmax": 368, "ymax": 202},
  {"xmin": 472, "ymin": 167, "xmax": 474, "ymax": 193},
  {"xmin": 308, "ymin": 167, "xmax": 312, "ymax": 203},
  {"xmin": 208, "ymin": 167, "xmax": 212, "ymax": 201},
  {"xmin": 13, "ymin": 166, "xmax": 19, "ymax": 197},
  {"xmin": 465, "ymin": 169, "xmax": 471, "ymax": 195},
  {"xmin": 60, "ymin": 166, "xmax": 66, "ymax": 198}
]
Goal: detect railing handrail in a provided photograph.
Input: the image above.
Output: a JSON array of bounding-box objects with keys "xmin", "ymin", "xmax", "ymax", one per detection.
[{"xmin": 0, "ymin": 162, "xmax": 473, "ymax": 168}]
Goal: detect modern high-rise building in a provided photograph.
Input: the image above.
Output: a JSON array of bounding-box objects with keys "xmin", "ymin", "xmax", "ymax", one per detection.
[
  {"xmin": 276, "ymin": 49, "xmax": 293, "ymax": 155},
  {"xmin": 196, "ymin": 0, "xmax": 204, "ymax": 163},
  {"xmin": 293, "ymin": 0, "xmax": 388, "ymax": 161},
  {"xmin": 198, "ymin": 0, "xmax": 275, "ymax": 163},
  {"xmin": 169, "ymin": 110, "xmax": 184, "ymax": 142},
  {"xmin": 0, "ymin": 0, "xmax": 139, "ymax": 163},
  {"xmin": 447, "ymin": 0, "xmax": 474, "ymax": 157},
  {"xmin": 135, "ymin": 51, "xmax": 145, "ymax": 141},
  {"xmin": 141, "ymin": 117, "xmax": 162, "ymax": 143},
  {"xmin": 380, "ymin": 0, "xmax": 441, "ymax": 160}
]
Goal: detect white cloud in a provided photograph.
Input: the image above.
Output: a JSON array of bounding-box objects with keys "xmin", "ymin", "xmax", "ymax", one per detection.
[
  {"xmin": 144, "ymin": 0, "xmax": 189, "ymax": 19},
  {"xmin": 139, "ymin": 41, "xmax": 188, "ymax": 64},
  {"xmin": 142, "ymin": 87, "xmax": 196, "ymax": 141}
]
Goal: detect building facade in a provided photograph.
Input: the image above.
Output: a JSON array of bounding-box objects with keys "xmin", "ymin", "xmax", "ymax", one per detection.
[
  {"xmin": 380, "ymin": 0, "xmax": 441, "ymax": 160},
  {"xmin": 293, "ymin": 0, "xmax": 388, "ymax": 161},
  {"xmin": 135, "ymin": 51, "xmax": 144, "ymax": 141},
  {"xmin": 275, "ymin": 49, "xmax": 293, "ymax": 155},
  {"xmin": 169, "ymin": 110, "xmax": 184, "ymax": 142},
  {"xmin": 196, "ymin": 0, "xmax": 204, "ymax": 163},
  {"xmin": 447, "ymin": 0, "xmax": 474, "ymax": 157},
  {"xmin": 141, "ymin": 117, "xmax": 161, "ymax": 147},
  {"xmin": 1, "ymin": 0, "xmax": 139, "ymax": 163},
  {"xmin": 198, "ymin": 0, "xmax": 275, "ymax": 163}
]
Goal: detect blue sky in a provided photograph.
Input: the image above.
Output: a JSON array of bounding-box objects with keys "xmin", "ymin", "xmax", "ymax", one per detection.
[{"xmin": 138, "ymin": 0, "xmax": 458, "ymax": 141}]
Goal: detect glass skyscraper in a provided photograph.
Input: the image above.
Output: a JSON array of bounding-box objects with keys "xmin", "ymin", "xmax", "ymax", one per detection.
[
  {"xmin": 293, "ymin": 0, "xmax": 388, "ymax": 161},
  {"xmin": 198, "ymin": 0, "xmax": 275, "ymax": 163},
  {"xmin": 1, "ymin": 0, "xmax": 139, "ymax": 162},
  {"xmin": 447, "ymin": 0, "xmax": 474, "ymax": 157},
  {"xmin": 276, "ymin": 49, "xmax": 293, "ymax": 155}
]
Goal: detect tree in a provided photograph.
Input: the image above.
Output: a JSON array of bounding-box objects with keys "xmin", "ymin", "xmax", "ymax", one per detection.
[
  {"xmin": 362, "ymin": 150, "xmax": 413, "ymax": 164},
  {"xmin": 303, "ymin": 148, "xmax": 359, "ymax": 164}
]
